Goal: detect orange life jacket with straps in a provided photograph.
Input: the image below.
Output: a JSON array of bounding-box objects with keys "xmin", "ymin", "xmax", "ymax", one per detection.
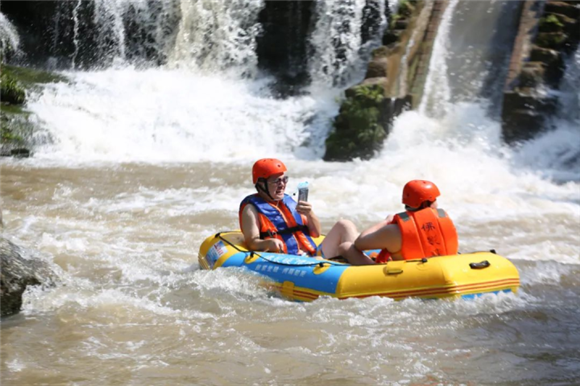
[
  {"xmin": 375, "ymin": 207, "xmax": 458, "ymax": 263},
  {"xmin": 239, "ymin": 194, "xmax": 318, "ymax": 256}
]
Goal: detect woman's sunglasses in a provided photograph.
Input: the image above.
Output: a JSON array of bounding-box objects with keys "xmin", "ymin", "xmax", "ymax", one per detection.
[{"xmin": 267, "ymin": 176, "xmax": 289, "ymax": 185}]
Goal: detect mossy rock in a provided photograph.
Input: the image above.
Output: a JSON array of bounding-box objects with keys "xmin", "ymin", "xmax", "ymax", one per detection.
[
  {"xmin": 1, "ymin": 70, "xmax": 26, "ymax": 105},
  {"xmin": 535, "ymin": 32, "xmax": 568, "ymax": 49},
  {"xmin": 1, "ymin": 64, "xmax": 65, "ymax": 154},
  {"xmin": 530, "ymin": 46, "xmax": 560, "ymax": 63},
  {"xmin": 365, "ymin": 57, "xmax": 389, "ymax": 79},
  {"xmin": 519, "ymin": 62, "xmax": 547, "ymax": 87},
  {"xmin": 1, "ymin": 64, "xmax": 66, "ymax": 88},
  {"xmin": 539, "ymin": 14, "xmax": 565, "ymax": 33},
  {"xmin": 544, "ymin": 2, "xmax": 580, "ymax": 19},
  {"xmin": 372, "ymin": 46, "xmax": 392, "ymax": 59},
  {"xmin": 398, "ymin": 0, "xmax": 416, "ymax": 18},
  {"xmin": 1, "ymin": 107, "xmax": 32, "ymax": 147},
  {"xmin": 324, "ymin": 84, "xmax": 387, "ymax": 162}
]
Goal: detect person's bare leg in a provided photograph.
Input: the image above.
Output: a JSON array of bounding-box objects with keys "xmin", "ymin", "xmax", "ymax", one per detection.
[
  {"xmin": 321, "ymin": 219, "xmax": 358, "ymax": 258},
  {"xmin": 339, "ymin": 242, "xmax": 375, "ymax": 265}
]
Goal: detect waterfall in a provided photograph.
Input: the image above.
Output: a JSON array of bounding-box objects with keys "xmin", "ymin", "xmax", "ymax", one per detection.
[
  {"xmin": 418, "ymin": 0, "xmax": 459, "ymax": 117},
  {"xmin": 168, "ymin": 0, "xmax": 264, "ymax": 76},
  {"xmin": 512, "ymin": 47, "xmax": 580, "ymax": 181},
  {"xmin": 71, "ymin": 0, "xmax": 83, "ymax": 69},
  {"xmin": 50, "ymin": 0, "xmax": 263, "ymax": 73},
  {"xmin": 559, "ymin": 47, "xmax": 580, "ymax": 121},
  {"xmin": 92, "ymin": 0, "xmax": 128, "ymax": 63},
  {"xmin": 308, "ymin": 0, "xmax": 386, "ymax": 90},
  {"xmin": 0, "ymin": 12, "xmax": 20, "ymax": 56}
]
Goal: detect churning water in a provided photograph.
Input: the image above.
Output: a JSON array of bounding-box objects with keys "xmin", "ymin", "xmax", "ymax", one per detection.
[{"xmin": 1, "ymin": 1, "xmax": 579, "ymax": 384}]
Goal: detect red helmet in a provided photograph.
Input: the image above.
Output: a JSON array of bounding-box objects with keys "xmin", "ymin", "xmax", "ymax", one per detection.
[
  {"xmin": 252, "ymin": 158, "xmax": 287, "ymax": 184},
  {"xmin": 402, "ymin": 180, "xmax": 440, "ymax": 208}
]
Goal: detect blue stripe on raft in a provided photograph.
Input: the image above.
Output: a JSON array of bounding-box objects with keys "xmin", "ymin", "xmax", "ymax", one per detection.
[
  {"xmin": 460, "ymin": 289, "xmax": 513, "ymax": 299},
  {"xmin": 220, "ymin": 252, "xmax": 349, "ymax": 294}
]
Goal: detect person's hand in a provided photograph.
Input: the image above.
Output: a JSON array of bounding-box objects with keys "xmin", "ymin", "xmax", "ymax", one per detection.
[
  {"xmin": 265, "ymin": 238, "xmax": 285, "ymax": 253},
  {"xmin": 296, "ymin": 201, "xmax": 313, "ymax": 216}
]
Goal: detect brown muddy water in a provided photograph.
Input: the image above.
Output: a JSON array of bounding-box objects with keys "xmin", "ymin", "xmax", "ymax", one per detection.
[{"xmin": 1, "ymin": 160, "xmax": 579, "ymax": 385}]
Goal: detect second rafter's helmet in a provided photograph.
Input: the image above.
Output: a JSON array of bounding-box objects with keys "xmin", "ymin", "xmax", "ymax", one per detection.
[
  {"xmin": 252, "ymin": 158, "xmax": 287, "ymax": 184},
  {"xmin": 402, "ymin": 180, "xmax": 440, "ymax": 208}
]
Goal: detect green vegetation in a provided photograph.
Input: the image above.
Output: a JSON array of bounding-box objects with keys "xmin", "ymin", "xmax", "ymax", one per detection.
[
  {"xmin": 1, "ymin": 64, "xmax": 64, "ymax": 153},
  {"xmin": 398, "ymin": 0, "xmax": 416, "ymax": 18},
  {"xmin": 324, "ymin": 84, "xmax": 387, "ymax": 162},
  {"xmin": 389, "ymin": 0, "xmax": 420, "ymax": 29},
  {"xmin": 535, "ymin": 32, "xmax": 567, "ymax": 49},
  {"xmin": 0, "ymin": 112, "xmax": 27, "ymax": 146},
  {"xmin": 1, "ymin": 68, "xmax": 26, "ymax": 105},
  {"xmin": 1, "ymin": 64, "xmax": 66, "ymax": 87},
  {"xmin": 541, "ymin": 14, "xmax": 564, "ymax": 28}
]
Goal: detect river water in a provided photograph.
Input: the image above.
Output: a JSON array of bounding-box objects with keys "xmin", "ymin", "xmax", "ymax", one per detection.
[{"xmin": 2, "ymin": 1, "xmax": 580, "ymax": 385}]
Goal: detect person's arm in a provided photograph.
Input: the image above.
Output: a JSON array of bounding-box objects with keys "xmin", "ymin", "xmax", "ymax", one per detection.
[
  {"xmin": 354, "ymin": 220, "xmax": 401, "ymax": 252},
  {"xmin": 296, "ymin": 201, "xmax": 321, "ymax": 237},
  {"xmin": 241, "ymin": 205, "xmax": 285, "ymax": 252}
]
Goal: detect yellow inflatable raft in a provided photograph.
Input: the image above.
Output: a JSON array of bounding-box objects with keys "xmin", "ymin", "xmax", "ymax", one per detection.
[{"xmin": 198, "ymin": 231, "xmax": 520, "ymax": 302}]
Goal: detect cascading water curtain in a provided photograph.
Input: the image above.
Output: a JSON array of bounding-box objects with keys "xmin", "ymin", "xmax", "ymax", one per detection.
[
  {"xmin": 308, "ymin": 0, "xmax": 368, "ymax": 90},
  {"xmin": 56, "ymin": 0, "xmax": 180, "ymax": 68},
  {"xmin": 168, "ymin": 0, "xmax": 265, "ymax": 76},
  {"xmin": 52, "ymin": 0, "xmax": 249, "ymax": 71},
  {"xmin": 308, "ymin": 0, "xmax": 387, "ymax": 91},
  {"xmin": 0, "ymin": 12, "xmax": 20, "ymax": 57},
  {"xmin": 418, "ymin": 0, "xmax": 460, "ymax": 117}
]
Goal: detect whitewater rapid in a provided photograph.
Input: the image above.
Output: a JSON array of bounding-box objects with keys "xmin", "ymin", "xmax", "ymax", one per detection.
[
  {"xmin": 15, "ymin": 61, "xmax": 580, "ymax": 269},
  {"xmin": 2, "ymin": 1, "xmax": 580, "ymax": 384}
]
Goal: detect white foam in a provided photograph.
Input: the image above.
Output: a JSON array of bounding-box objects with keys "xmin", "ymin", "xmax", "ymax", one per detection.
[
  {"xmin": 27, "ymin": 68, "xmax": 338, "ymax": 163},
  {"xmin": 0, "ymin": 12, "xmax": 20, "ymax": 54}
]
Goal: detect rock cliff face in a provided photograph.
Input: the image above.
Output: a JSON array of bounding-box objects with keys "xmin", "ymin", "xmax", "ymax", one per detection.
[
  {"xmin": 256, "ymin": 1, "xmax": 314, "ymax": 96},
  {"xmin": 502, "ymin": 0, "xmax": 580, "ymax": 144},
  {"xmin": 1, "ymin": 237, "xmax": 58, "ymax": 317},
  {"xmin": 325, "ymin": 0, "xmax": 449, "ymax": 161}
]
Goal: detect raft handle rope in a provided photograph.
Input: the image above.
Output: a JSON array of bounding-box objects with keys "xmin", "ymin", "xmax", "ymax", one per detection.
[
  {"xmin": 469, "ymin": 260, "xmax": 491, "ymax": 269},
  {"xmin": 214, "ymin": 232, "xmax": 345, "ymax": 267}
]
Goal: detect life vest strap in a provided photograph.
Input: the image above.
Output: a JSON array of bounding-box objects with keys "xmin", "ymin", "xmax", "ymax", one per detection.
[{"xmin": 260, "ymin": 225, "xmax": 309, "ymax": 239}]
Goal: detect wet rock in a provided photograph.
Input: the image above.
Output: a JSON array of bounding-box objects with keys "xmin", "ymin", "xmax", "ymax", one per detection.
[
  {"xmin": 326, "ymin": 0, "xmax": 436, "ymax": 162},
  {"xmin": 501, "ymin": 92, "xmax": 558, "ymax": 144},
  {"xmin": 535, "ymin": 32, "xmax": 568, "ymax": 50},
  {"xmin": 530, "ymin": 46, "xmax": 561, "ymax": 62},
  {"xmin": 324, "ymin": 84, "xmax": 387, "ymax": 162},
  {"xmin": 538, "ymin": 13, "xmax": 575, "ymax": 33},
  {"xmin": 382, "ymin": 30, "xmax": 401, "ymax": 46},
  {"xmin": 1, "ymin": 64, "xmax": 66, "ymax": 157},
  {"xmin": 502, "ymin": 0, "xmax": 579, "ymax": 145},
  {"xmin": 398, "ymin": 0, "xmax": 417, "ymax": 17},
  {"xmin": 0, "ymin": 237, "xmax": 57, "ymax": 317},
  {"xmin": 10, "ymin": 148, "xmax": 31, "ymax": 158},
  {"xmin": 544, "ymin": 1, "xmax": 580, "ymax": 20},
  {"xmin": 394, "ymin": 19, "xmax": 410, "ymax": 30},
  {"xmin": 519, "ymin": 62, "xmax": 548, "ymax": 87},
  {"xmin": 365, "ymin": 57, "xmax": 389, "ymax": 78}
]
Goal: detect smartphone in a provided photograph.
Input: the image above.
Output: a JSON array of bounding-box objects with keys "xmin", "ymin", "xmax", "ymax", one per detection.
[{"xmin": 297, "ymin": 181, "xmax": 309, "ymax": 202}]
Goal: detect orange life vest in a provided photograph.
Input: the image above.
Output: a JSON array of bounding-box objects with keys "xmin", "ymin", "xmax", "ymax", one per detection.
[
  {"xmin": 376, "ymin": 207, "xmax": 458, "ymax": 263},
  {"xmin": 239, "ymin": 194, "xmax": 317, "ymax": 256}
]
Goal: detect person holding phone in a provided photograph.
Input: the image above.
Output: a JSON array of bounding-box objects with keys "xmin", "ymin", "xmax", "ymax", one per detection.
[{"xmin": 239, "ymin": 158, "xmax": 359, "ymax": 259}]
